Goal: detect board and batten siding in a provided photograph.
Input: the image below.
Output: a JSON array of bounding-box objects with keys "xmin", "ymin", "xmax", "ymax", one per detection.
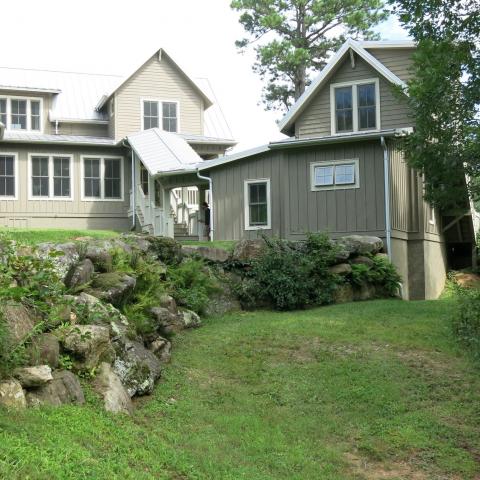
[
  {"xmin": 295, "ymin": 55, "xmax": 413, "ymax": 138},
  {"xmin": 0, "ymin": 144, "xmax": 131, "ymax": 230},
  {"xmin": 114, "ymin": 55, "xmax": 204, "ymax": 141},
  {"xmin": 366, "ymin": 48, "xmax": 415, "ymax": 83},
  {"xmin": 209, "ymin": 140, "xmax": 386, "ymax": 241}
]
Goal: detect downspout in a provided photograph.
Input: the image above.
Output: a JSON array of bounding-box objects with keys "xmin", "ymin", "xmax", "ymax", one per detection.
[
  {"xmin": 197, "ymin": 169, "xmax": 214, "ymax": 241},
  {"xmin": 381, "ymin": 136, "xmax": 392, "ymax": 260}
]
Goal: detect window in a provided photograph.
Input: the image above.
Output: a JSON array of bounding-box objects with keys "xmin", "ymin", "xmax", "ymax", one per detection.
[
  {"xmin": 82, "ymin": 156, "xmax": 123, "ymax": 201},
  {"xmin": 140, "ymin": 163, "xmax": 149, "ymax": 195},
  {"xmin": 331, "ymin": 79, "xmax": 379, "ymax": 134},
  {"xmin": 11, "ymin": 99, "xmax": 27, "ymax": 130},
  {"xmin": 31, "ymin": 156, "xmax": 50, "ymax": 197},
  {"xmin": 29, "ymin": 155, "xmax": 73, "ymax": 200},
  {"xmin": 154, "ymin": 180, "xmax": 163, "ymax": 207},
  {"xmin": 311, "ymin": 160, "xmax": 359, "ymax": 191},
  {"xmin": 244, "ymin": 179, "xmax": 271, "ymax": 230},
  {"xmin": 162, "ymin": 102, "xmax": 178, "ymax": 132},
  {"xmin": 0, "ymin": 155, "xmax": 16, "ymax": 197},
  {"xmin": 143, "ymin": 101, "xmax": 159, "ymax": 130},
  {"xmin": 0, "ymin": 97, "xmax": 43, "ymax": 132}
]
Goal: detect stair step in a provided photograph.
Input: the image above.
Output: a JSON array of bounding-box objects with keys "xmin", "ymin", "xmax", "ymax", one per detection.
[{"xmin": 175, "ymin": 235, "xmax": 200, "ymax": 242}]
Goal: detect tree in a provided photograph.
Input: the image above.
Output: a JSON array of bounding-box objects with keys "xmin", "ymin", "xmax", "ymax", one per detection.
[
  {"xmin": 392, "ymin": 0, "xmax": 480, "ymax": 210},
  {"xmin": 231, "ymin": 0, "xmax": 388, "ymax": 111}
]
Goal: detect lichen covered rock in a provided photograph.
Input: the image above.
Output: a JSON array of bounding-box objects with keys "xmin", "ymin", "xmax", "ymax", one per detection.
[
  {"xmin": 90, "ymin": 272, "xmax": 136, "ymax": 306},
  {"xmin": 94, "ymin": 362, "xmax": 133, "ymax": 415},
  {"xmin": 13, "ymin": 365, "xmax": 53, "ymax": 388},
  {"xmin": 0, "ymin": 379, "xmax": 26, "ymax": 409}
]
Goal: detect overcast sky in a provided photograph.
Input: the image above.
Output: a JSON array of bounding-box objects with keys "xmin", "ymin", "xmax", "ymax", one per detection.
[{"xmin": 0, "ymin": 0, "xmax": 409, "ymax": 152}]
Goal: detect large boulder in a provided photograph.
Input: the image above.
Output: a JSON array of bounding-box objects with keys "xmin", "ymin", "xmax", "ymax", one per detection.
[
  {"xmin": 60, "ymin": 325, "xmax": 114, "ymax": 371},
  {"xmin": 333, "ymin": 284, "xmax": 355, "ymax": 304},
  {"xmin": 149, "ymin": 306, "xmax": 182, "ymax": 335},
  {"xmin": 0, "ymin": 379, "xmax": 26, "ymax": 409},
  {"xmin": 179, "ymin": 309, "xmax": 202, "ymax": 329},
  {"xmin": 113, "ymin": 339, "xmax": 162, "ymax": 397},
  {"xmin": 232, "ymin": 239, "xmax": 266, "ymax": 263},
  {"xmin": 26, "ymin": 370, "xmax": 85, "ymax": 407},
  {"xmin": 90, "ymin": 272, "xmax": 136, "ymax": 306},
  {"xmin": 329, "ymin": 263, "xmax": 352, "ymax": 276},
  {"xmin": 13, "ymin": 365, "xmax": 53, "ymax": 388},
  {"xmin": 157, "ymin": 294, "xmax": 178, "ymax": 315},
  {"xmin": 27, "ymin": 333, "xmax": 60, "ymax": 368},
  {"xmin": 37, "ymin": 242, "xmax": 79, "ymax": 281},
  {"xmin": 0, "ymin": 302, "xmax": 38, "ymax": 345},
  {"xmin": 84, "ymin": 240, "xmax": 114, "ymax": 272},
  {"xmin": 65, "ymin": 258, "xmax": 94, "ymax": 289},
  {"xmin": 182, "ymin": 245, "xmax": 230, "ymax": 263},
  {"xmin": 336, "ymin": 236, "xmax": 384, "ymax": 256},
  {"xmin": 350, "ymin": 255, "xmax": 375, "ymax": 268},
  {"xmin": 94, "ymin": 362, "xmax": 133, "ymax": 415}
]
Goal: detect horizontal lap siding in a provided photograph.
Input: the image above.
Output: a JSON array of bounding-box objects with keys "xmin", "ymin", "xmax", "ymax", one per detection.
[
  {"xmin": 296, "ymin": 55, "xmax": 413, "ymax": 138},
  {"xmin": 0, "ymin": 144, "xmax": 131, "ymax": 229},
  {"xmin": 366, "ymin": 48, "xmax": 415, "ymax": 83},
  {"xmin": 115, "ymin": 56, "xmax": 203, "ymax": 140},
  {"xmin": 57, "ymin": 123, "xmax": 109, "ymax": 137}
]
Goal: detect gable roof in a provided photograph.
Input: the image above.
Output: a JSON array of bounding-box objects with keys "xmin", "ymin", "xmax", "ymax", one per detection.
[
  {"xmin": 95, "ymin": 48, "xmax": 213, "ymax": 112},
  {"xmin": 278, "ymin": 39, "xmax": 413, "ymax": 135}
]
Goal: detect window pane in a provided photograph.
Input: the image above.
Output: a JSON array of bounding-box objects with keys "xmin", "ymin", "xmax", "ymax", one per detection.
[
  {"xmin": 143, "ymin": 101, "xmax": 159, "ymax": 130},
  {"xmin": 335, "ymin": 87, "xmax": 353, "ymax": 133},
  {"xmin": 335, "ymin": 164, "xmax": 355, "ymax": 185},
  {"xmin": 11, "ymin": 99, "xmax": 27, "ymax": 130},
  {"xmin": 248, "ymin": 182, "xmax": 268, "ymax": 226},
  {"xmin": 0, "ymin": 99, "xmax": 6, "ymax": 127},
  {"xmin": 0, "ymin": 156, "xmax": 15, "ymax": 197},
  {"xmin": 358, "ymin": 106, "xmax": 376, "ymax": 130},
  {"xmin": 162, "ymin": 102, "xmax": 177, "ymax": 132},
  {"xmin": 31, "ymin": 157, "xmax": 49, "ymax": 197},
  {"xmin": 84, "ymin": 159, "xmax": 101, "ymax": 197},
  {"xmin": 358, "ymin": 83, "xmax": 376, "ymax": 130},
  {"xmin": 314, "ymin": 166, "xmax": 334, "ymax": 186},
  {"xmin": 53, "ymin": 158, "xmax": 70, "ymax": 197},
  {"xmin": 358, "ymin": 84, "xmax": 375, "ymax": 107},
  {"xmin": 104, "ymin": 159, "xmax": 121, "ymax": 199}
]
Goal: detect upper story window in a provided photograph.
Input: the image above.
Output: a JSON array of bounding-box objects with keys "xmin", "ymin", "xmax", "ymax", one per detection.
[
  {"xmin": 82, "ymin": 156, "xmax": 123, "ymax": 201},
  {"xmin": 310, "ymin": 159, "xmax": 360, "ymax": 191},
  {"xmin": 142, "ymin": 99, "xmax": 179, "ymax": 133},
  {"xmin": 0, "ymin": 96, "xmax": 43, "ymax": 132},
  {"xmin": 330, "ymin": 79, "xmax": 379, "ymax": 135}
]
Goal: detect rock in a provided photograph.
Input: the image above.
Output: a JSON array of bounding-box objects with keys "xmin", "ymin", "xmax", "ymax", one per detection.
[
  {"xmin": 90, "ymin": 272, "xmax": 136, "ymax": 306},
  {"xmin": 232, "ymin": 239, "xmax": 266, "ymax": 263},
  {"xmin": 84, "ymin": 241, "xmax": 114, "ymax": 272},
  {"xmin": 329, "ymin": 263, "xmax": 352, "ymax": 276},
  {"xmin": 27, "ymin": 333, "xmax": 60, "ymax": 368},
  {"xmin": 179, "ymin": 309, "xmax": 201, "ymax": 329},
  {"xmin": 0, "ymin": 302, "xmax": 38, "ymax": 345},
  {"xmin": 65, "ymin": 258, "xmax": 94, "ymax": 289},
  {"xmin": 13, "ymin": 365, "xmax": 53, "ymax": 388},
  {"xmin": 37, "ymin": 242, "xmax": 79, "ymax": 281},
  {"xmin": 354, "ymin": 283, "xmax": 377, "ymax": 301},
  {"xmin": 333, "ymin": 284, "xmax": 355, "ymax": 304},
  {"xmin": 182, "ymin": 245, "xmax": 230, "ymax": 263},
  {"xmin": 26, "ymin": 370, "xmax": 85, "ymax": 407},
  {"xmin": 149, "ymin": 336, "xmax": 172, "ymax": 363},
  {"xmin": 203, "ymin": 284, "xmax": 242, "ymax": 317},
  {"xmin": 336, "ymin": 235, "xmax": 384, "ymax": 256},
  {"xmin": 149, "ymin": 306, "xmax": 182, "ymax": 335},
  {"xmin": 94, "ymin": 363, "xmax": 133, "ymax": 415},
  {"xmin": 147, "ymin": 236, "xmax": 183, "ymax": 264},
  {"xmin": 350, "ymin": 256, "xmax": 375, "ymax": 268},
  {"xmin": 113, "ymin": 339, "xmax": 162, "ymax": 397},
  {"xmin": 60, "ymin": 325, "xmax": 114, "ymax": 371},
  {"xmin": 157, "ymin": 294, "xmax": 178, "ymax": 314},
  {"xmin": 120, "ymin": 234, "xmax": 151, "ymax": 253},
  {"xmin": 0, "ymin": 380, "xmax": 26, "ymax": 409}
]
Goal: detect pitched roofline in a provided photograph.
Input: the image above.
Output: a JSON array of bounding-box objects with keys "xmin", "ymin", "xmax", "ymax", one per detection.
[
  {"xmin": 0, "ymin": 86, "xmax": 61, "ymax": 94},
  {"xmin": 95, "ymin": 48, "xmax": 213, "ymax": 111},
  {"xmin": 278, "ymin": 39, "xmax": 410, "ymax": 135},
  {"xmin": 359, "ymin": 40, "xmax": 416, "ymax": 48}
]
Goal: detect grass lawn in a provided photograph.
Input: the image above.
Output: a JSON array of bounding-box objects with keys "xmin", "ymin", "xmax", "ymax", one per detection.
[
  {"xmin": 0, "ymin": 228, "xmax": 119, "ymax": 245},
  {"xmin": 180, "ymin": 240, "xmax": 237, "ymax": 251},
  {"xmin": 1, "ymin": 299, "xmax": 479, "ymax": 479}
]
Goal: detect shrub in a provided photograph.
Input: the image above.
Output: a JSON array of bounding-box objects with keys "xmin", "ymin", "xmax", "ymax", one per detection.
[{"xmin": 148, "ymin": 237, "xmax": 183, "ymax": 265}]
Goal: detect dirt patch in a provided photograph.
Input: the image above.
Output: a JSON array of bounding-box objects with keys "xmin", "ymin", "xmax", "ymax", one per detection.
[{"xmin": 452, "ymin": 272, "xmax": 480, "ymax": 289}]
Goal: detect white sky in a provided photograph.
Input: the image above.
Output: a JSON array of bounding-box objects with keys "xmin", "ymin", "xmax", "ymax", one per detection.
[{"xmin": 0, "ymin": 0, "xmax": 409, "ymax": 152}]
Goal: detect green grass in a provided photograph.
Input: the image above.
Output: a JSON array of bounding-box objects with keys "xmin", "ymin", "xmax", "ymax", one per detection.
[
  {"xmin": 1, "ymin": 299, "xmax": 480, "ymax": 479},
  {"xmin": 180, "ymin": 240, "xmax": 237, "ymax": 251},
  {"xmin": 0, "ymin": 228, "xmax": 119, "ymax": 245}
]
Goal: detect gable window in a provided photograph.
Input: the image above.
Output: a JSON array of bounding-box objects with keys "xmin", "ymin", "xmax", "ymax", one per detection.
[
  {"xmin": 0, "ymin": 155, "xmax": 16, "ymax": 198},
  {"xmin": 82, "ymin": 156, "xmax": 123, "ymax": 201},
  {"xmin": 143, "ymin": 101, "xmax": 159, "ymax": 130},
  {"xmin": 331, "ymin": 79, "xmax": 380, "ymax": 134},
  {"xmin": 0, "ymin": 96, "xmax": 43, "ymax": 132},
  {"xmin": 29, "ymin": 155, "xmax": 73, "ymax": 200},
  {"xmin": 311, "ymin": 159, "xmax": 359, "ymax": 191},
  {"xmin": 140, "ymin": 163, "xmax": 149, "ymax": 195},
  {"xmin": 162, "ymin": 102, "xmax": 178, "ymax": 132},
  {"xmin": 244, "ymin": 179, "xmax": 271, "ymax": 230}
]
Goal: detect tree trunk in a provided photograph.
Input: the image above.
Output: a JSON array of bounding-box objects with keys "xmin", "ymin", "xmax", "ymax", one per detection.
[{"xmin": 294, "ymin": 65, "xmax": 307, "ymax": 100}]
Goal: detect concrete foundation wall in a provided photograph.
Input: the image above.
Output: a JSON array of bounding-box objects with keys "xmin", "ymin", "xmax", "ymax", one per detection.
[{"xmin": 423, "ymin": 239, "xmax": 448, "ymax": 299}]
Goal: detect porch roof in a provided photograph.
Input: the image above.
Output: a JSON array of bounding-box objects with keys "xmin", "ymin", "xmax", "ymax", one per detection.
[{"xmin": 127, "ymin": 128, "xmax": 203, "ymax": 177}]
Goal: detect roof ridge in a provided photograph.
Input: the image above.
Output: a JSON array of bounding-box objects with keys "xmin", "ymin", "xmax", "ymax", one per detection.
[{"xmin": 0, "ymin": 65, "xmax": 123, "ymax": 78}]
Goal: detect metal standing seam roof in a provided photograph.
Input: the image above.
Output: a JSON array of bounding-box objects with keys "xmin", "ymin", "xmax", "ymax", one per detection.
[
  {"xmin": 2, "ymin": 131, "xmax": 118, "ymax": 146},
  {"xmin": 127, "ymin": 128, "xmax": 203, "ymax": 176}
]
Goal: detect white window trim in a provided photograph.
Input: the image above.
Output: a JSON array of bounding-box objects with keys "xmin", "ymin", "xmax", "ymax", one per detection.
[
  {"xmin": 310, "ymin": 159, "xmax": 360, "ymax": 191},
  {"xmin": 140, "ymin": 98, "xmax": 181, "ymax": 133},
  {"xmin": 244, "ymin": 178, "xmax": 272, "ymax": 231},
  {"xmin": 0, "ymin": 152, "xmax": 19, "ymax": 200},
  {"xmin": 28, "ymin": 153, "xmax": 74, "ymax": 201},
  {"xmin": 80, "ymin": 155, "xmax": 124, "ymax": 202},
  {"xmin": 330, "ymin": 78, "xmax": 380, "ymax": 136},
  {"xmin": 0, "ymin": 96, "xmax": 43, "ymax": 133}
]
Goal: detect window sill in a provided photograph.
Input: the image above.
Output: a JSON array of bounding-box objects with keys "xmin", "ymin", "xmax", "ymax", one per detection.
[{"xmin": 245, "ymin": 225, "xmax": 271, "ymax": 231}]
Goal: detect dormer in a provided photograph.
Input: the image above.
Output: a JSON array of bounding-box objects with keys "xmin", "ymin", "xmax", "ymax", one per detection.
[{"xmin": 279, "ymin": 40, "xmax": 416, "ymax": 139}]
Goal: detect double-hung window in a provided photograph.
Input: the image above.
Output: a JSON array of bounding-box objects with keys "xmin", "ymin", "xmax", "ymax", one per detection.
[
  {"xmin": 244, "ymin": 179, "xmax": 271, "ymax": 230},
  {"xmin": 331, "ymin": 79, "xmax": 379, "ymax": 134},
  {"xmin": 11, "ymin": 99, "xmax": 27, "ymax": 130},
  {"xmin": 0, "ymin": 155, "xmax": 16, "ymax": 198},
  {"xmin": 29, "ymin": 155, "xmax": 73, "ymax": 199},
  {"xmin": 82, "ymin": 156, "xmax": 123, "ymax": 200},
  {"xmin": 311, "ymin": 159, "xmax": 359, "ymax": 191},
  {"xmin": 142, "ymin": 99, "xmax": 178, "ymax": 133},
  {"xmin": 0, "ymin": 97, "xmax": 42, "ymax": 132}
]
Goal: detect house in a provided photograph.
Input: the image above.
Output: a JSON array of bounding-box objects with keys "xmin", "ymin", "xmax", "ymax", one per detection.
[
  {"xmin": 195, "ymin": 39, "xmax": 476, "ymax": 300},
  {"xmin": 0, "ymin": 48, "xmax": 236, "ymax": 239}
]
